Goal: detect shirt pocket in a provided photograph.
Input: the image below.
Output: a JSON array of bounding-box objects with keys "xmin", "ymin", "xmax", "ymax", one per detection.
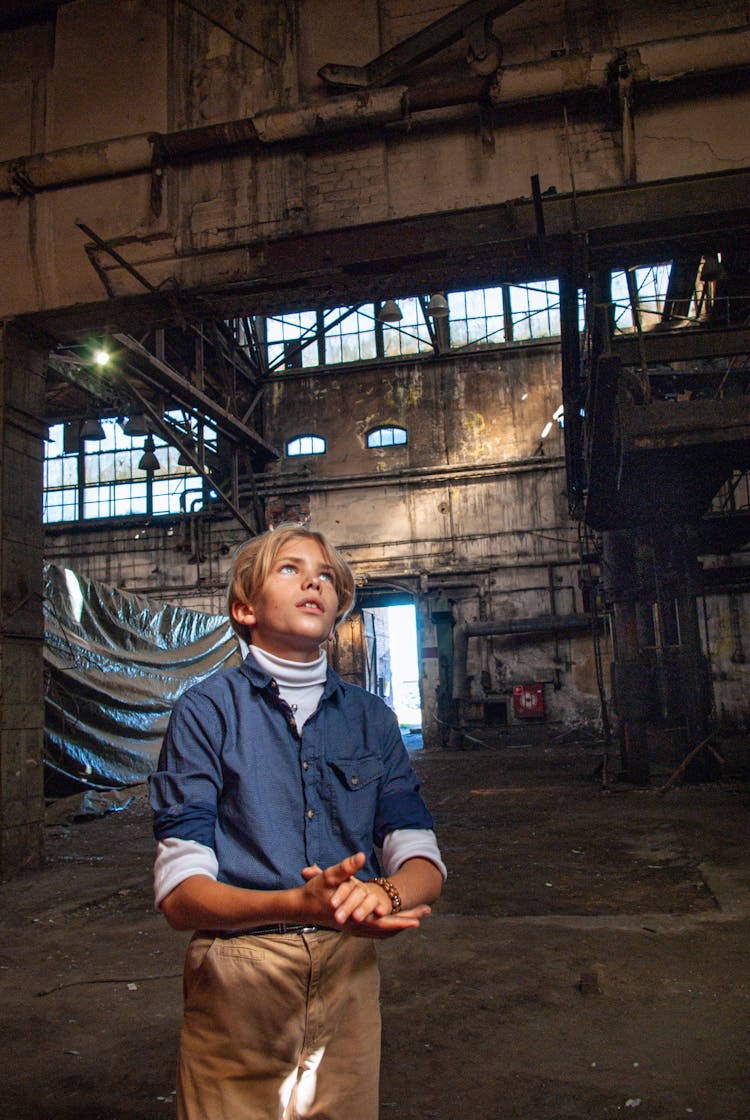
[{"xmin": 326, "ymin": 753, "xmax": 384, "ymax": 792}]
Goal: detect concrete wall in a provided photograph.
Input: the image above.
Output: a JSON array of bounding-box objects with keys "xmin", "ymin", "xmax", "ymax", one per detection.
[
  {"xmin": 0, "ymin": 324, "xmax": 46, "ymax": 879},
  {"xmin": 46, "ymin": 341, "xmax": 604, "ymax": 746},
  {"xmin": 2, "ymin": 0, "xmax": 750, "ymax": 315},
  {"xmin": 44, "ymin": 332, "xmax": 750, "ymax": 741},
  {"xmin": 1, "ymin": 0, "xmax": 169, "ymax": 316},
  {"xmin": 262, "ymin": 343, "xmax": 601, "ymax": 742}
]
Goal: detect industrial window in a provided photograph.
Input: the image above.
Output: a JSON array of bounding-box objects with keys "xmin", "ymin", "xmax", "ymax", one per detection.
[
  {"xmin": 266, "ymin": 311, "xmax": 320, "ymax": 370},
  {"xmin": 448, "ymin": 287, "xmax": 505, "ymax": 348},
  {"xmin": 254, "ymin": 301, "xmax": 433, "ymax": 369},
  {"xmin": 367, "ymin": 426, "xmax": 407, "ymax": 448},
  {"xmin": 43, "ymin": 424, "xmax": 79, "ymax": 523},
  {"xmin": 508, "ymin": 280, "xmax": 561, "ymax": 341},
  {"xmin": 381, "ymin": 297, "xmax": 433, "ymax": 358},
  {"xmin": 286, "ymin": 434, "xmax": 326, "ymax": 456},
  {"xmin": 239, "ymin": 280, "xmax": 564, "ymax": 374},
  {"xmin": 43, "ymin": 414, "xmax": 211, "ymax": 523},
  {"xmin": 611, "ymin": 265, "xmax": 673, "ymax": 333},
  {"xmin": 323, "ymin": 306, "xmax": 377, "ymax": 364}
]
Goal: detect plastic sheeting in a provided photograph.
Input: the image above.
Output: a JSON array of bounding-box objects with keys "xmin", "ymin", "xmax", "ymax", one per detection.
[{"xmin": 44, "ymin": 564, "xmax": 241, "ymax": 793}]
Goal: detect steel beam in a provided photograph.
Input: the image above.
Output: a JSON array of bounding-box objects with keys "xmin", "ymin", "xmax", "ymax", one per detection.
[
  {"xmin": 619, "ymin": 398, "xmax": 750, "ymax": 453},
  {"xmin": 319, "ymin": 0, "xmax": 523, "ymax": 88},
  {"xmin": 112, "ymin": 333, "xmax": 278, "ymax": 460},
  {"xmin": 613, "ymin": 325, "xmax": 750, "ymax": 366},
  {"xmin": 125, "ymin": 383, "xmax": 257, "ymax": 537},
  {"xmin": 30, "ymin": 168, "xmax": 750, "ymax": 337}
]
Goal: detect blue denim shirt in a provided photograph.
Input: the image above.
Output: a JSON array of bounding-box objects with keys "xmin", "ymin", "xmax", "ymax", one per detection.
[{"xmin": 149, "ymin": 652, "xmax": 434, "ymax": 889}]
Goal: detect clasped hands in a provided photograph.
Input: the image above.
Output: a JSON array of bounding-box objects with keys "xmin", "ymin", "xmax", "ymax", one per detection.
[{"xmin": 299, "ymin": 852, "xmax": 430, "ymax": 939}]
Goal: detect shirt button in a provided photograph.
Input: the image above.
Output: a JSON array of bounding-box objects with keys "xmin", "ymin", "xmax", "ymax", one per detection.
[
  {"xmin": 307, "ymin": 809, "xmax": 315, "ymax": 819},
  {"xmin": 351, "ymin": 775, "xmax": 359, "ymax": 786},
  {"xmin": 302, "ymin": 761, "xmax": 309, "ymax": 770}
]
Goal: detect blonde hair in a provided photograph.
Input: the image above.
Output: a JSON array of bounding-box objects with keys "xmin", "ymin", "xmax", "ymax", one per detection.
[{"xmin": 227, "ymin": 523, "xmax": 356, "ymax": 644}]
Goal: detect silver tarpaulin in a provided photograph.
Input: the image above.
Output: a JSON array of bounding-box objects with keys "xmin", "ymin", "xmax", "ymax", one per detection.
[{"xmin": 44, "ymin": 564, "xmax": 241, "ymax": 793}]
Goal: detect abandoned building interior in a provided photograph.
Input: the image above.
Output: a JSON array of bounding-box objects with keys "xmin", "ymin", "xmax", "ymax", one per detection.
[{"xmin": 1, "ymin": 1, "xmax": 750, "ymax": 1117}]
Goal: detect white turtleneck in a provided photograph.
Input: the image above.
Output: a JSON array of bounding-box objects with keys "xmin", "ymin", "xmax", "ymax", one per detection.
[
  {"xmin": 249, "ymin": 645, "xmax": 327, "ymax": 733},
  {"xmin": 153, "ymin": 644, "xmax": 446, "ymax": 907}
]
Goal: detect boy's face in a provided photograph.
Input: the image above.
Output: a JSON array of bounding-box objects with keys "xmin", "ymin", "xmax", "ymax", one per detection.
[{"xmin": 231, "ymin": 536, "xmax": 340, "ymax": 662}]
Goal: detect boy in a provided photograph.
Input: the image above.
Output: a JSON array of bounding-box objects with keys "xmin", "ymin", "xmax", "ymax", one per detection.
[{"xmin": 149, "ymin": 524, "xmax": 446, "ymax": 1120}]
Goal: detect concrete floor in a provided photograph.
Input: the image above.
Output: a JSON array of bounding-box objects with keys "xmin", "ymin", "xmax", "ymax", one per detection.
[{"xmin": 1, "ymin": 736, "xmax": 749, "ymax": 1119}]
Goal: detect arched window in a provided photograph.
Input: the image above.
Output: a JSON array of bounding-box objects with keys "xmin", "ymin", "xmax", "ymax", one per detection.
[
  {"xmin": 366, "ymin": 426, "xmax": 407, "ymax": 449},
  {"xmin": 286, "ymin": 434, "xmax": 326, "ymax": 457}
]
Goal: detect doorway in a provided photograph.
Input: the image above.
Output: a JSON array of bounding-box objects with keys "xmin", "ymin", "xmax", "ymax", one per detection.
[
  {"xmin": 368, "ymin": 603, "xmax": 422, "ymax": 749},
  {"xmin": 331, "ymin": 601, "xmax": 423, "ymax": 742}
]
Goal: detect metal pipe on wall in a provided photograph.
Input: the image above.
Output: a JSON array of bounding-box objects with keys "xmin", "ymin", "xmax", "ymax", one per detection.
[
  {"xmin": 1, "ymin": 26, "xmax": 748, "ymax": 198},
  {"xmin": 0, "ymin": 86, "xmax": 409, "ymax": 197},
  {"xmin": 487, "ymin": 26, "xmax": 750, "ymax": 107},
  {"xmin": 451, "ymin": 614, "xmax": 592, "ymax": 701}
]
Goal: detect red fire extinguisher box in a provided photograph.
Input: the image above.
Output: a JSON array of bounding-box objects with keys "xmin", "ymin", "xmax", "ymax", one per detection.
[{"xmin": 513, "ymin": 683, "xmax": 545, "ymax": 719}]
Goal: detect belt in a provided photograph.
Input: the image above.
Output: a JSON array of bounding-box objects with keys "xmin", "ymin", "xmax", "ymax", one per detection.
[{"xmin": 211, "ymin": 923, "xmax": 332, "ymax": 938}]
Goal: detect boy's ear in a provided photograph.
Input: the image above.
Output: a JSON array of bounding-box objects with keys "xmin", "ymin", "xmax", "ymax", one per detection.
[{"xmin": 231, "ymin": 601, "xmax": 255, "ymax": 629}]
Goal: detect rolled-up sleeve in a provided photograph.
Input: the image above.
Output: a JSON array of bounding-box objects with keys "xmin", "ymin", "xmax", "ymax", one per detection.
[
  {"xmin": 372, "ymin": 707, "xmax": 434, "ymax": 846},
  {"xmin": 153, "ymin": 837, "xmax": 219, "ymax": 908},
  {"xmin": 149, "ymin": 689, "xmax": 226, "ymax": 849}
]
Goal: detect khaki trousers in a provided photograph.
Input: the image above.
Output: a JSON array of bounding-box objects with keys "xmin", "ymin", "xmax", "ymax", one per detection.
[{"xmin": 176, "ymin": 930, "xmax": 381, "ymax": 1120}]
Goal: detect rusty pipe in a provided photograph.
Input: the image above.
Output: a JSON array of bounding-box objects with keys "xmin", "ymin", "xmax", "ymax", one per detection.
[
  {"xmin": 1, "ymin": 25, "xmax": 748, "ymax": 198},
  {"xmin": 487, "ymin": 25, "xmax": 750, "ymax": 106},
  {"xmin": 0, "ymin": 86, "xmax": 409, "ymax": 197},
  {"xmin": 451, "ymin": 614, "xmax": 593, "ymax": 700}
]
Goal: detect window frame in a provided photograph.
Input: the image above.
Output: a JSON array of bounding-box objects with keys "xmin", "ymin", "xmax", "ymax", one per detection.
[
  {"xmin": 366, "ymin": 425, "xmax": 408, "ymax": 449},
  {"xmin": 43, "ymin": 414, "xmax": 212, "ymax": 525},
  {"xmin": 285, "ymin": 433, "xmax": 327, "ymax": 457},
  {"xmin": 243, "ymin": 280, "xmax": 565, "ymax": 375}
]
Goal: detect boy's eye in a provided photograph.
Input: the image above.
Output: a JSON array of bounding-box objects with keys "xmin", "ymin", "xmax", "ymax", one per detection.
[
  {"xmin": 279, "ymin": 563, "xmax": 296, "ymax": 574},
  {"xmin": 319, "ymin": 571, "xmax": 334, "ymax": 583}
]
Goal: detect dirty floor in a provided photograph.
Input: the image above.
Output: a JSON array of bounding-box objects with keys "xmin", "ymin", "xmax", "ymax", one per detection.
[{"xmin": 1, "ymin": 737, "xmax": 749, "ymax": 1119}]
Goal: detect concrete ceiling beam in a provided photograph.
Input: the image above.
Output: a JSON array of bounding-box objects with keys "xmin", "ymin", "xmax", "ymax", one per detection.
[{"xmin": 28, "ymin": 167, "xmax": 750, "ymax": 335}]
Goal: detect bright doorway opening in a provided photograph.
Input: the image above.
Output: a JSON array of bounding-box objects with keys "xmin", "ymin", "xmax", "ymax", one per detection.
[{"xmin": 370, "ymin": 603, "xmax": 422, "ymax": 731}]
